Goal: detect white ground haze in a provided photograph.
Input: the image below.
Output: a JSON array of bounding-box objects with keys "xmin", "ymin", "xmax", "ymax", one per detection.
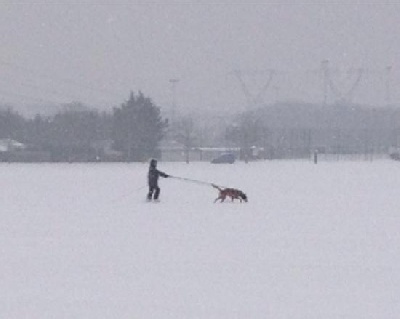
[{"xmin": 1, "ymin": 160, "xmax": 399, "ymax": 318}]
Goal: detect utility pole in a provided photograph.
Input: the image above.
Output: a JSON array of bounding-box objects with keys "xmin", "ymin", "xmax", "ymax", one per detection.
[
  {"xmin": 385, "ymin": 66, "xmax": 392, "ymax": 106},
  {"xmin": 321, "ymin": 60, "xmax": 330, "ymax": 105},
  {"xmin": 169, "ymin": 79, "xmax": 179, "ymax": 123}
]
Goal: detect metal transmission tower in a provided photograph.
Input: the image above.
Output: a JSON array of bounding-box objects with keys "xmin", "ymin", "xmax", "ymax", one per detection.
[
  {"xmin": 320, "ymin": 60, "xmax": 364, "ymax": 105},
  {"xmin": 234, "ymin": 69, "xmax": 275, "ymax": 109}
]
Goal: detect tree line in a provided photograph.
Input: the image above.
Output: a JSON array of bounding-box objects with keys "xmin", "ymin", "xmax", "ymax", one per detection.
[
  {"xmin": 0, "ymin": 91, "xmax": 167, "ymax": 162},
  {"xmin": 1, "ymin": 92, "xmax": 400, "ymax": 162}
]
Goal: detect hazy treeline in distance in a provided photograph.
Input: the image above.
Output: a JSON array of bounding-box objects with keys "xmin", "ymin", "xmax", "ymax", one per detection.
[{"xmin": 1, "ymin": 91, "xmax": 399, "ymax": 162}]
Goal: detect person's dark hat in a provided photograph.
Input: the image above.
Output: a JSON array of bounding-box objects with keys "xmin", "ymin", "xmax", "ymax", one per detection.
[{"xmin": 150, "ymin": 158, "xmax": 157, "ymax": 167}]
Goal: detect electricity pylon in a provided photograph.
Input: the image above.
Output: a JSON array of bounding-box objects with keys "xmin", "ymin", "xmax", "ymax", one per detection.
[
  {"xmin": 320, "ymin": 60, "xmax": 364, "ymax": 105},
  {"xmin": 233, "ymin": 69, "xmax": 275, "ymax": 109}
]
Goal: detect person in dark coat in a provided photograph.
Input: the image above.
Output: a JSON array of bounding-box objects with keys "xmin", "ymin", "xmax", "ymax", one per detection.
[{"xmin": 147, "ymin": 159, "xmax": 169, "ymax": 201}]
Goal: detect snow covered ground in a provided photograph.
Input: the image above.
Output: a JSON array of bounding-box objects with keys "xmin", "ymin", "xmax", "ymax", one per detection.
[{"xmin": 1, "ymin": 160, "xmax": 399, "ymax": 319}]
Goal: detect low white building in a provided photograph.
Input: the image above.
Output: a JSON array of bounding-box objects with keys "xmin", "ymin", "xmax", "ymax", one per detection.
[{"xmin": 0, "ymin": 139, "xmax": 26, "ymax": 152}]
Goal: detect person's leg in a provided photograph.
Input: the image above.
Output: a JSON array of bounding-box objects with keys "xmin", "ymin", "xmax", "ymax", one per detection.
[
  {"xmin": 153, "ymin": 186, "xmax": 161, "ymax": 200},
  {"xmin": 147, "ymin": 186, "xmax": 154, "ymax": 200}
]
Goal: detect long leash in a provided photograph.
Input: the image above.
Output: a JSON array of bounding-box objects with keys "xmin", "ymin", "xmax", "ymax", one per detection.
[
  {"xmin": 170, "ymin": 175, "xmax": 227, "ymax": 189},
  {"xmin": 170, "ymin": 175, "xmax": 214, "ymax": 186}
]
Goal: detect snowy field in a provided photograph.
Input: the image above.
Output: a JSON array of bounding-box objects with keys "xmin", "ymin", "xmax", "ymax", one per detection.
[{"xmin": 1, "ymin": 160, "xmax": 400, "ymax": 319}]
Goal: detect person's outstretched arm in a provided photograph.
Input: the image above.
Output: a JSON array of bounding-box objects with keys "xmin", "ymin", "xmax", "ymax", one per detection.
[{"xmin": 158, "ymin": 170, "xmax": 169, "ymax": 178}]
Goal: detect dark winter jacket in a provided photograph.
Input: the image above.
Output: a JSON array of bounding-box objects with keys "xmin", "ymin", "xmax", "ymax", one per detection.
[{"xmin": 148, "ymin": 166, "xmax": 169, "ymax": 187}]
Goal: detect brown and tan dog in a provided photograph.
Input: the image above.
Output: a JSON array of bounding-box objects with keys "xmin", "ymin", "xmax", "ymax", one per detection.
[{"xmin": 212, "ymin": 184, "xmax": 248, "ymax": 203}]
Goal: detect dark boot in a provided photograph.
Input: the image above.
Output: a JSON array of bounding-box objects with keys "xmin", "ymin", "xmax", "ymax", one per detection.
[
  {"xmin": 147, "ymin": 187, "xmax": 154, "ymax": 201},
  {"xmin": 153, "ymin": 187, "xmax": 160, "ymax": 201}
]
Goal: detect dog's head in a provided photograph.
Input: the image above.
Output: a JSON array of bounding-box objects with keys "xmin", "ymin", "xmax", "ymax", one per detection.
[{"xmin": 239, "ymin": 191, "xmax": 248, "ymax": 202}]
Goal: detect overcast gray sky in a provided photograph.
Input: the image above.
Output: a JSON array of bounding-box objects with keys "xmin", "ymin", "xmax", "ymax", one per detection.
[{"xmin": 0, "ymin": 2, "xmax": 399, "ymax": 115}]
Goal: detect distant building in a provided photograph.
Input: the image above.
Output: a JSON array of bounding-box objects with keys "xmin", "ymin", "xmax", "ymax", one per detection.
[
  {"xmin": 160, "ymin": 138, "xmax": 241, "ymax": 162},
  {"xmin": 91, "ymin": 139, "xmax": 124, "ymax": 162},
  {"xmin": 0, "ymin": 139, "xmax": 52, "ymax": 162},
  {"xmin": 0, "ymin": 139, "xmax": 26, "ymax": 152}
]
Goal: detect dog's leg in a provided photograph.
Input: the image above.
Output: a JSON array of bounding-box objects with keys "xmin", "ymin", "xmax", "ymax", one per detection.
[{"xmin": 215, "ymin": 195, "xmax": 224, "ymax": 203}]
